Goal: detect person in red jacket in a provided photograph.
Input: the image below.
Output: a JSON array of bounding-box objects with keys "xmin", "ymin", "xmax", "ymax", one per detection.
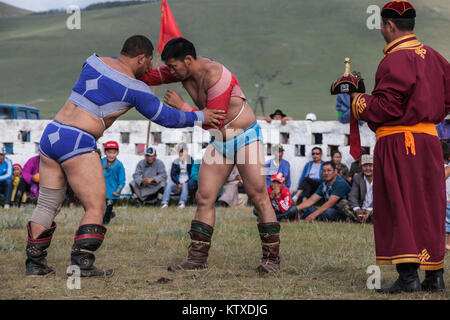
[{"xmin": 254, "ymin": 173, "xmax": 298, "ymax": 222}]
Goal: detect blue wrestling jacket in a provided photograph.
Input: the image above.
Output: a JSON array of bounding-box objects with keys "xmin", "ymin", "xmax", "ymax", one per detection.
[{"xmin": 68, "ymin": 53, "xmax": 205, "ymax": 127}]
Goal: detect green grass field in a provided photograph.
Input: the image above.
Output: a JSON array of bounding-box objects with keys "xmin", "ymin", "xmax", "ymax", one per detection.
[
  {"xmin": 1, "ymin": 205, "xmax": 449, "ymax": 300},
  {"xmin": 0, "ymin": 0, "xmax": 449, "ymax": 120}
]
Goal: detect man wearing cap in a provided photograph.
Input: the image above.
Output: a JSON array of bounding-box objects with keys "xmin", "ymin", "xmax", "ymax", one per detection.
[
  {"xmin": 331, "ymin": 1, "xmax": 449, "ymax": 292},
  {"xmin": 129, "ymin": 146, "xmax": 167, "ymax": 206},
  {"xmin": 161, "ymin": 143, "xmax": 193, "ymax": 209},
  {"xmin": 258, "ymin": 109, "xmax": 294, "ymax": 125},
  {"xmin": 0, "ymin": 147, "xmax": 13, "ymax": 209},
  {"xmin": 101, "ymin": 141, "xmax": 125, "ymax": 224},
  {"xmin": 265, "ymin": 144, "xmax": 291, "ymax": 189},
  {"xmin": 344, "ymin": 154, "xmax": 374, "ymax": 224}
]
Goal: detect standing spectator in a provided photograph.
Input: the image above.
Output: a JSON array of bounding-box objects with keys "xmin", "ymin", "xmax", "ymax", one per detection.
[
  {"xmin": 14, "ymin": 155, "xmax": 40, "ymax": 207},
  {"xmin": 265, "ymin": 144, "xmax": 291, "ymax": 189},
  {"xmin": 254, "ymin": 172, "xmax": 298, "ymax": 222},
  {"xmin": 442, "ymin": 141, "xmax": 450, "ymax": 251},
  {"xmin": 296, "ymin": 161, "xmax": 351, "ymax": 222},
  {"xmin": 257, "ymin": 109, "xmax": 294, "ymax": 125},
  {"xmin": 11, "ymin": 164, "xmax": 27, "ymax": 206},
  {"xmin": 129, "ymin": 146, "xmax": 167, "ymax": 206},
  {"xmin": 0, "ymin": 147, "xmax": 13, "ymax": 209},
  {"xmin": 331, "ymin": 150, "xmax": 350, "ymax": 183},
  {"xmin": 292, "ymin": 147, "xmax": 324, "ymax": 203},
  {"xmin": 188, "ymin": 159, "xmax": 201, "ymax": 205},
  {"xmin": 216, "ymin": 166, "xmax": 242, "ymax": 207},
  {"xmin": 102, "ymin": 141, "xmax": 126, "ymax": 225},
  {"xmin": 343, "ymin": 154, "xmax": 374, "ymax": 223},
  {"xmin": 161, "ymin": 143, "xmax": 192, "ymax": 209}
]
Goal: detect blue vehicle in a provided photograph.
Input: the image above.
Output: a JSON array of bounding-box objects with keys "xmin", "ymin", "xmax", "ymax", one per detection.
[{"xmin": 0, "ymin": 104, "xmax": 41, "ymax": 120}]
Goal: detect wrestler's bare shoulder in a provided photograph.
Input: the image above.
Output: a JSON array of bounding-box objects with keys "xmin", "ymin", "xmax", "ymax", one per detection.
[{"xmin": 200, "ymin": 58, "xmax": 223, "ymax": 89}]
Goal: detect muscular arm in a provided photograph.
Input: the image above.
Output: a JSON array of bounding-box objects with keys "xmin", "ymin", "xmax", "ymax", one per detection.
[{"xmin": 139, "ymin": 65, "xmax": 179, "ymax": 86}]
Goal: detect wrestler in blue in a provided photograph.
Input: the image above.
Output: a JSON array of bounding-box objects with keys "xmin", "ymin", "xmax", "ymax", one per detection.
[{"xmin": 25, "ymin": 35, "xmax": 225, "ymax": 277}]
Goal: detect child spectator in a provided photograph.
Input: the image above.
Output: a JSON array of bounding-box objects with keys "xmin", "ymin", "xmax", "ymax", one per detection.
[
  {"xmin": 254, "ymin": 172, "xmax": 298, "ymax": 222},
  {"xmin": 11, "ymin": 163, "xmax": 27, "ymax": 206},
  {"xmin": 102, "ymin": 141, "xmax": 126, "ymax": 224}
]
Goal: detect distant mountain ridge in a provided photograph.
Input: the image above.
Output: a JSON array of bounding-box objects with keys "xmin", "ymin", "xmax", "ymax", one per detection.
[{"xmin": 0, "ymin": 2, "xmax": 32, "ymax": 18}]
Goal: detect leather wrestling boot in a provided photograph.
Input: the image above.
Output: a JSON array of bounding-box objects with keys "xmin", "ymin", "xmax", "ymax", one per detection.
[
  {"xmin": 376, "ymin": 263, "xmax": 421, "ymax": 294},
  {"xmin": 25, "ymin": 221, "xmax": 57, "ymax": 276},
  {"xmin": 257, "ymin": 222, "xmax": 281, "ymax": 273},
  {"xmin": 421, "ymin": 269, "xmax": 445, "ymax": 292},
  {"xmin": 168, "ymin": 220, "xmax": 213, "ymax": 272},
  {"xmin": 68, "ymin": 224, "xmax": 114, "ymax": 278}
]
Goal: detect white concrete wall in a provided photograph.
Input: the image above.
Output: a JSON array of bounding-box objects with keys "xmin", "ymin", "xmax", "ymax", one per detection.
[{"xmin": 0, "ymin": 119, "xmax": 377, "ymax": 194}]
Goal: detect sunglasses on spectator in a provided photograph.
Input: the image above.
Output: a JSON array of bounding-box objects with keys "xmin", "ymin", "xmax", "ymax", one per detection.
[{"xmin": 312, "ymin": 152, "xmax": 321, "ymax": 155}]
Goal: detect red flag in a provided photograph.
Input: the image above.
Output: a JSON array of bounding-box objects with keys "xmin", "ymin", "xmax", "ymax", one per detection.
[{"xmin": 157, "ymin": 0, "xmax": 182, "ymax": 52}]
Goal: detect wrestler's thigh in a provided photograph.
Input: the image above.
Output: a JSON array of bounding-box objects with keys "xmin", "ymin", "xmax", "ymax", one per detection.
[
  {"xmin": 235, "ymin": 141, "xmax": 267, "ymax": 194},
  {"xmin": 61, "ymin": 151, "xmax": 106, "ymax": 211},
  {"xmin": 39, "ymin": 153, "xmax": 67, "ymax": 189},
  {"xmin": 197, "ymin": 145, "xmax": 235, "ymax": 201}
]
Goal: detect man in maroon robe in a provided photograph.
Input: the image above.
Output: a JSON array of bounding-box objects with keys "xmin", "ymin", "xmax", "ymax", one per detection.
[{"xmin": 331, "ymin": 0, "xmax": 450, "ymax": 293}]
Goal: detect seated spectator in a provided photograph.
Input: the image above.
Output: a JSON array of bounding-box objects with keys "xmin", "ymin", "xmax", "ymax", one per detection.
[
  {"xmin": 216, "ymin": 166, "xmax": 242, "ymax": 207},
  {"xmin": 340, "ymin": 155, "xmax": 374, "ymax": 223},
  {"xmin": 296, "ymin": 161, "xmax": 351, "ymax": 222},
  {"xmin": 331, "ymin": 150, "xmax": 350, "ymax": 184},
  {"xmin": 11, "ymin": 163, "xmax": 27, "ymax": 206},
  {"xmin": 348, "ymin": 156, "xmax": 363, "ymax": 185},
  {"xmin": 253, "ymin": 172, "xmax": 298, "ymax": 222},
  {"xmin": 257, "ymin": 108, "xmax": 294, "ymax": 125},
  {"xmin": 436, "ymin": 117, "xmax": 450, "ymax": 141},
  {"xmin": 188, "ymin": 159, "xmax": 201, "ymax": 205},
  {"xmin": 13, "ymin": 155, "xmax": 40, "ymax": 207},
  {"xmin": 101, "ymin": 141, "xmax": 126, "ymax": 224},
  {"xmin": 129, "ymin": 146, "xmax": 167, "ymax": 206},
  {"xmin": 161, "ymin": 143, "xmax": 192, "ymax": 209},
  {"xmin": 0, "ymin": 147, "xmax": 13, "ymax": 209},
  {"xmin": 265, "ymin": 144, "xmax": 291, "ymax": 189},
  {"xmin": 292, "ymin": 147, "xmax": 324, "ymax": 203}
]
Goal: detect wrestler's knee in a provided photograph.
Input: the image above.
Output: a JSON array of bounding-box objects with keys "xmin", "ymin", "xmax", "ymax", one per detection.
[
  {"xmin": 30, "ymin": 186, "xmax": 67, "ymax": 228},
  {"xmin": 195, "ymin": 189, "xmax": 215, "ymax": 209}
]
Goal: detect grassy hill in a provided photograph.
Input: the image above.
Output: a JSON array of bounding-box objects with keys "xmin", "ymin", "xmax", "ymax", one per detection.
[
  {"xmin": 0, "ymin": 0, "xmax": 449, "ymax": 120},
  {"xmin": 0, "ymin": 2, "xmax": 32, "ymax": 18}
]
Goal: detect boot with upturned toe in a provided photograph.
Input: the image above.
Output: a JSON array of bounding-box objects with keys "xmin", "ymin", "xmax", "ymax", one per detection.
[
  {"xmin": 421, "ymin": 269, "xmax": 445, "ymax": 292},
  {"xmin": 257, "ymin": 222, "xmax": 281, "ymax": 273},
  {"xmin": 68, "ymin": 224, "xmax": 114, "ymax": 278},
  {"xmin": 25, "ymin": 221, "xmax": 57, "ymax": 276},
  {"xmin": 376, "ymin": 263, "xmax": 421, "ymax": 294},
  {"xmin": 168, "ymin": 220, "xmax": 213, "ymax": 272}
]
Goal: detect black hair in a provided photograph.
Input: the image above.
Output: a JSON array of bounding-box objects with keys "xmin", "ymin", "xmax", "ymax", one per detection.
[
  {"xmin": 382, "ymin": 17, "xmax": 415, "ymax": 31},
  {"xmin": 121, "ymin": 35, "xmax": 154, "ymax": 58},
  {"xmin": 322, "ymin": 161, "xmax": 336, "ymax": 170},
  {"xmin": 331, "ymin": 150, "xmax": 341, "ymax": 158},
  {"xmin": 312, "ymin": 147, "xmax": 322, "ymax": 154},
  {"xmin": 161, "ymin": 37, "xmax": 197, "ymax": 61}
]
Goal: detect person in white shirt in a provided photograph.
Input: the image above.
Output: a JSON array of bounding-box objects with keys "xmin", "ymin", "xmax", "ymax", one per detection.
[{"xmin": 347, "ymin": 154, "xmax": 374, "ymax": 223}]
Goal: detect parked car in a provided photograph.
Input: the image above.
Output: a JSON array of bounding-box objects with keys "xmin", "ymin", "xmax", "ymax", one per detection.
[{"xmin": 0, "ymin": 104, "xmax": 41, "ymax": 119}]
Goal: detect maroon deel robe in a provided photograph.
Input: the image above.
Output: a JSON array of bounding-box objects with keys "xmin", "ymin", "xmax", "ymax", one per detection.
[{"xmin": 351, "ymin": 34, "xmax": 450, "ymax": 270}]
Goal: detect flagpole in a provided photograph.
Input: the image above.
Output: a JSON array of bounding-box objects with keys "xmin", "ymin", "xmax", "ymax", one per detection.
[{"xmin": 146, "ymin": 50, "xmax": 161, "ymax": 150}]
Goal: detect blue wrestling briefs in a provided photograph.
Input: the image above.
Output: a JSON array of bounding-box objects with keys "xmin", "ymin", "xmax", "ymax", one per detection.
[
  {"xmin": 210, "ymin": 121, "xmax": 263, "ymax": 159},
  {"xmin": 39, "ymin": 121, "xmax": 97, "ymax": 163}
]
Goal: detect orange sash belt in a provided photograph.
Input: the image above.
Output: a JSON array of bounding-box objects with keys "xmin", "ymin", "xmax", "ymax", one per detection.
[{"xmin": 376, "ymin": 122, "xmax": 438, "ymax": 156}]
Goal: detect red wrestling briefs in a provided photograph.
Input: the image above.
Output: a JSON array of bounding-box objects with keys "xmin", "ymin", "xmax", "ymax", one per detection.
[{"xmin": 139, "ymin": 65, "xmax": 246, "ymax": 130}]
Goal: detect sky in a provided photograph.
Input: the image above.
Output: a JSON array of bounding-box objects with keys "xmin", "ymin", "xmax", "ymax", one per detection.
[{"xmin": 1, "ymin": 0, "xmax": 143, "ymax": 12}]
